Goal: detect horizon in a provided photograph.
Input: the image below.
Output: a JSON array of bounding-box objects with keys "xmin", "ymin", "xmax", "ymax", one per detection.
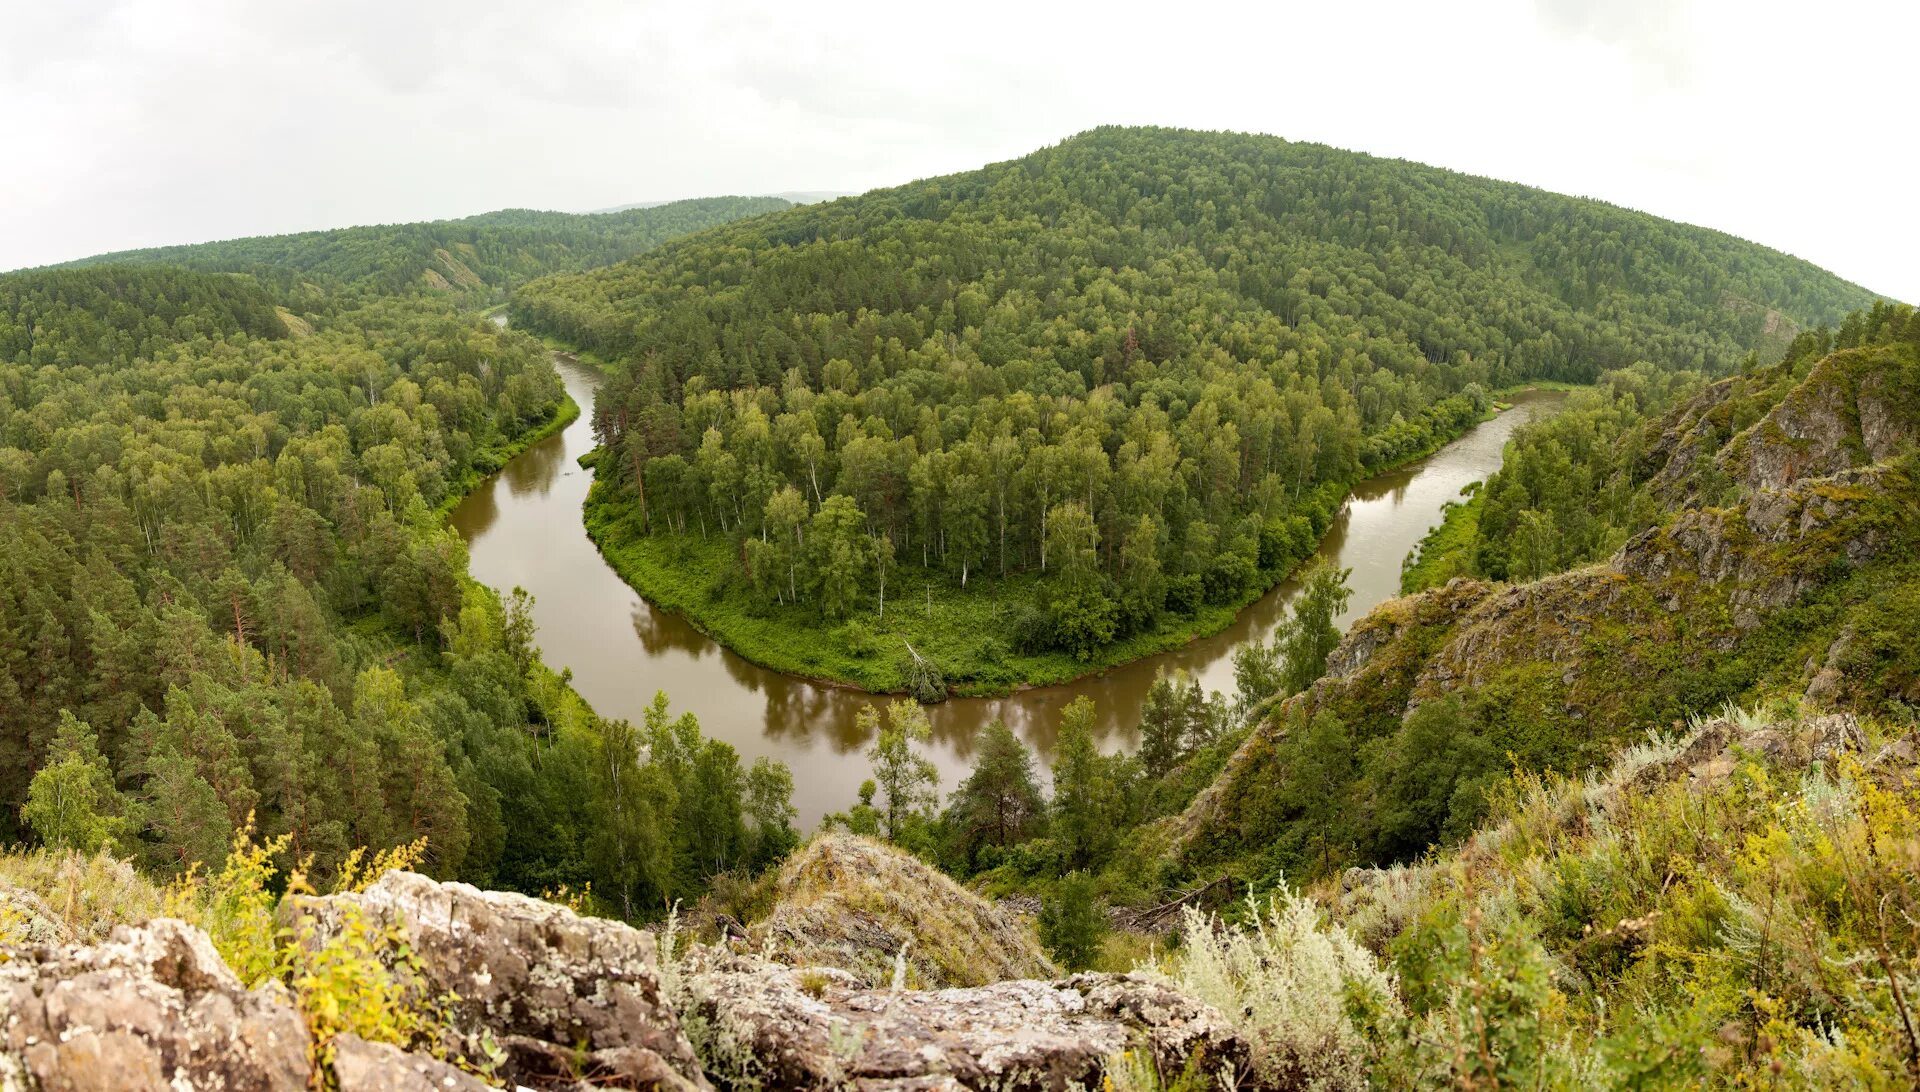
[
  {"xmin": 3, "ymin": 0, "xmax": 1915, "ymax": 300},
  {"xmin": 12, "ymin": 125, "xmax": 1899, "ymax": 303}
]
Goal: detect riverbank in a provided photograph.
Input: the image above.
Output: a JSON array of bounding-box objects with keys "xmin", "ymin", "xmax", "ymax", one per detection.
[
  {"xmin": 432, "ymin": 392, "xmax": 580, "ymax": 520},
  {"xmin": 1398, "ymin": 381, "xmax": 1593, "ymax": 594},
  {"xmin": 575, "ymin": 391, "xmax": 1564, "ymax": 699},
  {"xmin": 1399, "ymin": 482, "xmax": 1484, "ymax": 593},
  {"xmin": 582, "ymin": 477, "xmax": 1351, "ymax": 697}
]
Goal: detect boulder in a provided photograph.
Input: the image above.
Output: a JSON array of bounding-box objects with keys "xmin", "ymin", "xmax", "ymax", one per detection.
[
  {"xmin": 330, "ymin": 1034, "xmax": 489, "ymax": 1092},
  {"xmin": 0, "ymin": 918, "xmax": 311, "ymax": 1091},
  {"xmin": 683, "ymin": 952, "xmax": 1249, "ymax": 1091},
  {"xmin": 755, "ymin": 834, "xmax": 1054, "ymax": 989},
  {"xmin": 1748, "ymin": 712, "xmax": 1867, "ymax": 768},
  {"xmin": 294, "ymin": 870, "xmax": 707, "ymax": 1091}
]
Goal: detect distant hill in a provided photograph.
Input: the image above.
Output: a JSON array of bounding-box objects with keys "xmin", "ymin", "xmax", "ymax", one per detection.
[
  {"xmin": 60, "ymin": 196, "xmax": 791, "ymax": 299},
  {"xmin": 521, "ymin": 127, "xmax": 1882, "ymax": 379},
  {"xmin": 0, "ymin": 264, "xmax": 288, "ymax": 366},
  {"xmin": 588, "ymin": 190, "xmax": 849, "ymax": 215}
]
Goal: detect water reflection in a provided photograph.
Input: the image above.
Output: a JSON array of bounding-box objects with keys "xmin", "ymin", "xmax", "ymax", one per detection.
[{"xmin": 451, "ymin": 354, "xmax": 1561, "ymax": 825}]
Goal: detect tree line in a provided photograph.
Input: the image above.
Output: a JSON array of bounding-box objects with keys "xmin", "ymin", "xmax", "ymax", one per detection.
[{"xmin": 65, "ymin": 196, "xmax": 791, "ymax": 301}]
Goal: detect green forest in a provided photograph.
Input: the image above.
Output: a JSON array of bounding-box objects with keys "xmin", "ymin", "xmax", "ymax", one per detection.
[
  {"xmin": 69, "ymin": 196, "xmax": 789, "ymax": 301},
  {"xmin": 0, "ymin": 193, "xmax": 794, "ymax": 916},
  {"xmin": 515, "ymin": 127, "xmax": 1879, "ymax": 695},
  {"xmin": 6, "ymin": 121, "xmax": 1920, "ymax": 1088}
]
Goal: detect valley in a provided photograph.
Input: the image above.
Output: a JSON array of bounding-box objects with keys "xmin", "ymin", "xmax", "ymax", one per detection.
[
  {"xmin": 3, "ymin": 120, "xmax": 1916, "ymax": 1089},
  {"xmin": 451, "ymin": 342, "xmax": 1564, "ymax": 822}
]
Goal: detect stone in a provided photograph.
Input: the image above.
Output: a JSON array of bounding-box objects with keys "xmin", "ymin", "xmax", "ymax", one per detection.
[
  {"xmin": 754, "ymin": 835, "xmax": 1054, "ymax": 990},
  {"xmin": 293, "ymin": 871, "xmax": 708, "ymax": 1091},
  {"xmin": 0, "ymin": 883, "xmax": 73, "ymax": 947},
  {"xmin": 330, "ymin": 1034, "xmax": 490, "ymax": 1092},
  {"xmin": 684, "ymin": 952, "xmax": 1250, "ymax": 1091},
  {"xmin": 1748, "ymin": 712, "xmax": 1866, "ymax": 768},
  {"xmin": 0, "ymin": 918, "xmax": 311, "ymax": 1091}
]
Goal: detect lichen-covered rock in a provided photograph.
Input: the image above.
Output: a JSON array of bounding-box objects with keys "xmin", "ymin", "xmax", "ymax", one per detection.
[
  {"xmin": 1748, "ymin": 712, "xmax": 1867, "ymax": 768},
  {"xmin": 0, "ymin": 884, "xmax": 73, "ymax": 947},
  {"xmin": 755, "ymin": 834, "xmax": 1055, "ymax": 989},
  {"xmin": 0, "ymin": 918, "xmax": 311, "ymax": 1091},
  {"xmin": 294, "ymin": 871, "xmax": 707, "ymax": 1091},
  {"xmin": 330, "ymin": 1034, "xmax": 489, "ymax": 1092},
  {"xmin": 683, "ymin": 952, "xmax": 1250, "ymax": 1091}
]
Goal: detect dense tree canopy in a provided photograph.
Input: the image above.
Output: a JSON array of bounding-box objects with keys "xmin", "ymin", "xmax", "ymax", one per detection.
[
  {"xmin": 0, "ymin": 220, "xmax": 794, "ymax": 916},
  {"xmin": 520, "ymin": 127, "xmax": 1880, "ymax": 683},
  {"xmin": 2, "ymin": 265, "xmax": 289, "ymax": 366},
  {"xmin": 65, "ymin": 197, "xmax": 790, "ymax": 300}
]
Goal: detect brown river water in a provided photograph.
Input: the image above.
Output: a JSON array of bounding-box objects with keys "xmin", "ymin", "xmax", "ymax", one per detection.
[{"xmin": 450, "ymin": 348, "xmax": 1563, "ymax": 825}]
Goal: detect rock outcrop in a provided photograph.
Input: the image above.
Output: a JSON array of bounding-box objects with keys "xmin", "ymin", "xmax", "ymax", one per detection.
[
  {"xmin": 329, "ymin": 1034, "xmax": 489, "ymax": 1092},
  {"xmin": 682, "ymin": 952, "xmax": 1248, "ymax": 1091},
  {"xmin": 0, "ymin": 885, "xmax": 74, "ymax": 948},
  {"xmin": 0, "ymin": 866, "xmax": 1252, "ymax": 1091},
  {"xmin": 753, "ymin": 834, "xmax": 1055, "ymax": 989},
  {"xmin": 294, "ymin": 870, "xmax": 709, "ymax": 1091},
  {"xmin": 0, "ymin": 918, "xmax": 311, "ymax": 1091},
  {"xmin": 1174, "ymin": 342, "xmax": 1918, "ymax": 861}
]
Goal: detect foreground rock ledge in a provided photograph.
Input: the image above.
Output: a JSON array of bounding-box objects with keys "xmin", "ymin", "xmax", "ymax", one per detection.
[
  {"xmin": 0, "ymin": 917, "xmax": 311, "ymax": 1092},
  {"xmin": 0, "ymin": 871, "xmax": 1251, "ymax": 1091},
  {"xmin": 685, "ymin": 952, "xmax": 1250, "ymax": 1091},
  {"xmin": 295, "ymin": 870, "xmax": 710, "ymax": 1091}
]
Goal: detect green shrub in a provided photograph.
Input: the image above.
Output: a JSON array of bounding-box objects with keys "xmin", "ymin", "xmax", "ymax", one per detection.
[
  {"xmin": 1039, "ymin": 871, "xmax": 1106, "ymax": 971},
  {"xmin": 1152, "ymin": 886, "xmax": 1400, "ymax": 1090}
]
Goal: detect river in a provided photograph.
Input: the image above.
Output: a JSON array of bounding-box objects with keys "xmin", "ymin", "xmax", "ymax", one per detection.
[{"xmin": 450, "ymin": 351, "xmax": 1562, "ymax": 825}]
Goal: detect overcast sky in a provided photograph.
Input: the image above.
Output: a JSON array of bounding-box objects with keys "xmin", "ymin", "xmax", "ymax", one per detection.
[{"xmin": 3, "ymin": 0, "xmax": 1914, "ymax": 300}]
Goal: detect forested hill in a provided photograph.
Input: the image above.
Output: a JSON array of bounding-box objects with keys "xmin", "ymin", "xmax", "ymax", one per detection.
[
  {"xmin": 509, "ymin": 126, "xmax": 1882, "ymax": 691},
  {"xmin": 2, "ymin": 265, "xmax": 289, "ymax": 366},
  {"xmin": 0, "ymin": 258, "xmax": 801, "ymax": 917},
  {"xmin": 59, "ymin": 195, "xmax": 790, "ymax": 300},
  {"xmin": 515, "ymin": 126, "xmax": 1879, "ymax": 382}
]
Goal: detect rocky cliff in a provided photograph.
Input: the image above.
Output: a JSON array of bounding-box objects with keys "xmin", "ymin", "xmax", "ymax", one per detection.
[{"xmin": 1176, "ymin": 340, "xmax": 1919, "ymax": 862}]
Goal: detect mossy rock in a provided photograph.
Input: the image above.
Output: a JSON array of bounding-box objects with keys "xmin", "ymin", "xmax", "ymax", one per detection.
[{"xmin": 753, "ymin": 833, "xmax": 1055, "ymax": 988}]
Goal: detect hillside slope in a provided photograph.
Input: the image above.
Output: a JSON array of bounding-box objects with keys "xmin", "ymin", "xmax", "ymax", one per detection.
[
  {"xmin": 1177, "ymin": 309, "xmax": 1920, "ymax": 884},
  {"xmin": 515, "ymin": 126, "xmax": 1884, "ymax": 691},
  {"xmin": 1, "ymin": 265, "xmax": 288, "ymax": 365},
  {"xmin": 60, "ymin": 196, "xmax": 789, "ymax": 298}
]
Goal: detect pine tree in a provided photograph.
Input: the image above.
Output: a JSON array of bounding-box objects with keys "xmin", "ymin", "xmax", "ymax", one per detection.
[
  {"xmin": 590, "ymin": 715, "xmax": 676, "ymax": 920},
  {"xmin": 1274, "ymin": 561, "xmax": 1353, "ymax": 696},
  {"xmin": 1051, "ymin": 697, "xmax": 1112, "ymax": 870},
  {"xmin": 864, "ymin": 701, "xmax": 940, "ymax": 842},
  {"xmin": 944, "ymin": 719, "xmax": 1044, "ymax": 870}
]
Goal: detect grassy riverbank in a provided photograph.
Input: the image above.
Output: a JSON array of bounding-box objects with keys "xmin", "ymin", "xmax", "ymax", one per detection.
[
  {"xmin": 581, "ymin": 478, "xmax": 1341, "ymax": 696},
  {"xmin": 1399, "ymin": 482, "xmax": 1484, "ymax": 594}
]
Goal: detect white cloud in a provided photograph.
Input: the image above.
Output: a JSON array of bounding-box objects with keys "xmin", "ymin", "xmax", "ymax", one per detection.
[{"xmin": 1, "ymin": 0, "xmax": 1913, "ymax": 301}]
